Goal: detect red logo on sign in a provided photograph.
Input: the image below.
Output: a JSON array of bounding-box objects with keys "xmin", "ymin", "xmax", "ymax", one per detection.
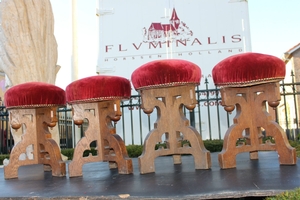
[{"xmin": 142, "ymin": 8, "xmax": 193, "ymax": 44}]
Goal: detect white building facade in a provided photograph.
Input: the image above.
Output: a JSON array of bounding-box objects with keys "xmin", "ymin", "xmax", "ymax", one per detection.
[{"xmin": 96, "ymin": 0, "xmax": 252, "ymax": 144}]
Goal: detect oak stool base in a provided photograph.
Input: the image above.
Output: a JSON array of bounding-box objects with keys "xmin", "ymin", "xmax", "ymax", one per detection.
[
  {"xmin": 131, "ymin": 59, "xmax": 211, "ymax": 174},
  {"xmin": 212, "ymin": 52, "xmax": 296, "ymax": 169},
  {"xmin": 3, "ymin": 82, "xmax": 66, "ymax": 179},
  {"xmin": 68, "ymin": 100, "xmax": 133, "ymax": 177},
  {"xmin": 66, "ymin": 75, "xmax": 133, "ymax": 177},
  {"xmin": 218, "ymin": 83, "xmax": 296, "ymax": 169},
  {"xmin": 138, "ymin": 85, "xmax": 211, "ymax": 174}
]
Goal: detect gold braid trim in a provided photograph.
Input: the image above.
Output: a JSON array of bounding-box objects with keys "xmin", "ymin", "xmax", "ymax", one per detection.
[
  {"xmin": 216, "ymin": 77, "xmax": 284, "ymax": 88},
  {"xmin": 67, "ymin": 96, "xmax": 129, "ymax": 105},
  {"xmin": 136, "ymin": 81, "xmax": 199, "ymax": 90},
  {"xmin": 7, "ymin": 103, "xmax": 65, "ymax": 109}
]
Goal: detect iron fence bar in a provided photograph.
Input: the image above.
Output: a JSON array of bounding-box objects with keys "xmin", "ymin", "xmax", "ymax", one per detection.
[
  {"xmin": 79, "ymin": 123, "xmax": 84, "ymax": 147},
  {"xmin": 197, "ymin": 98, "xmax": 220, "ymax": 102},
  {"xmin": 280, "ymin": 92, "xmax": 300, "ymax": 95},
  {"xmin": 205, "ymin": 78, "xmax": 212, "ymax": 140},
  {"xmin": 66, "ymin": 108, "xmax": 71, "ymax": 149},
  {"xmin": 138, "ymin": 96, "xmax": 143, "ymax": 145},
  {"xmin": 291, "ymin": 71, "xmax": 299, "ymax": 134},
  {"xmin": 129, "ymin": 98, "xmax": 134, "ymax": 145},
  {"xmin": 121, "ymin": 101, "xmax": 126, "ymax": 143},
  {"xmin": 1, "ymin": 116, "xmax": 9, "ymax": 154},
  {"xmin": 148, "ymin": 115, "xmax": 151, "ymax": 132},
  {"xmin": 226, "ymin": 112, "xmax": 231, "ymax": 128},
  {"xmin": 0, "ymin": 105, "xmax": 8, "ymax": 154},
  {"xmin": 0, "ymin": 111, "xmax": 3, "ymax": 154},
  {"xmin": 57, "ymin": 107, "xmax": 72, "ymax": 149},
  {"xmin": 65, "ymin": 108, "xmax": 69, "ymax": 148},
  {"xmin": 281, "ymin": 80, "xmax": 289, "ymax": 130},
  {"xmin": 215, "ymin": 87, "xmax": 222, "ymax": 140},
  {"xmin": 195, "ymin": 88, "xmax": 221, "ymax": 93},
  {"xmin": 1, "ymin": 117, "xmax": 3, "ymax": 154},
  {"xmin": 196, "ymin": 85, "xmax": 203, "ymax": 135},
  {"xmin": 275, "ymin": 105, "xmax": 279, "ymax": 123},
  {"xmin": 9, "ymin": 117, "xmax": 12, "ymax": 153},
  {"xmin": 280, "ymin": 82, "xmax": 300, "ymax": 86},
  {"xmin": 73, "ymin": 116, "xmax": 76, "ymax": 148},
  {"xmin": 122, "ymin": 103, "xmax": 140, "ymax": 107},
  {"xmin": 189, "ymin": 110, "xmax": 195, "ymax": 127},
  {"xmin": 197, "ymin": 103, "xmax": 202, "ymax": 136}
]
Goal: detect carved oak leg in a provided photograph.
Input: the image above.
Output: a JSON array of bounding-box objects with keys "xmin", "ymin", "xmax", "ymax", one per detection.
[
  {"xmin": 138, "ymin": 85, "xmax": 211, "ymax": 174},
  {"xmin": 4, "ymin": 108, "xmax": 66, "ymax": 179},
  {"xmin": 182, "ymin": 126, "xmax": 211, "ymax": 169},
  {"xmin": 218, "ymin": 125, "xmax": 245, "ymax": 169},
  {"xmin": 4, "ymin": 137, "xmax": 35, "ymax": 179},
  {"xmin": 69, "ymin": 101, "xmax": 133, "ymax": 177},
  {"xmin": 265, "ymin": 122, "xmax": 296, "ymax": 165},
  {"xmin": 102, "ymin": 101, "xmax": 133, "ymax": 174},
  {"xmin": 219, "ymin": 83, "xmax": 296, "ymax": 169},
  {"xmin": 68, "ymin": 117, "xmax": 100, "ymax": 178},
  {"xmin": 42, "ymin": 139, "xmax": 66, "ymax": 176},
  {"xmin": 138, "ymin": 129, "xmax": 161, "ymax": 174},
  {"xmin": 69, "ymin": 102, "xmax": 109, "ymax": 177},
  {"xmin": 105, "ymin": 134, "xmax": 133, "ymax": 174},
  {"xmin": 38, "ymin": 108, "xmax": 66, "ymax": 176}
]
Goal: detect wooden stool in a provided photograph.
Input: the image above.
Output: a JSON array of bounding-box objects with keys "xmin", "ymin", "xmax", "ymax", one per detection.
[
  {"xmin": 3, "ymin": 82, "xmax": 66, "ymax": 179},
  {"xmin": 131, "ymin": 59, "xmax": 211, "ymax": 174},
  {"xmin": 66, "ymin": 75, "xmax": 133, "ymax": 177},
  {"xmin": 212, "ymin": 52, "xmax": 297, "ymax": 169}
]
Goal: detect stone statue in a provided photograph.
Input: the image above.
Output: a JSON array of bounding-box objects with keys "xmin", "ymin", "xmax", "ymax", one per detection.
[
  {"xmin": 0, "ymin": 0, "xmax": 60, "ymax": 85},
  {"xmin": 0, "ymin": 0, "xmax": 65, "ymax": 160}
]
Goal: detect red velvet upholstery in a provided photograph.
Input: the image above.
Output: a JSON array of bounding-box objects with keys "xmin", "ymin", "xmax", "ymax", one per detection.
[
  {"xmin": 131, "ymin": 59, "xmax": 201, "ymax": 90},
  {"xmin": 66, "ymin": 75, "xmax": 131, "ymax": 104},
  {"xmin": 212, "ymin": 52, "xmax": 286, "ymax": 87},
  {"xmin": 4, "ymin": 82, "xmax": 66, "ymax": 109}
]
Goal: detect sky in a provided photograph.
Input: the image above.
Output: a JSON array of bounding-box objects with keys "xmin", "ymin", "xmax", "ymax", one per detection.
[
  {"xmin": 50, "ymin": 0, "xmax": 300, "ymax": 89},
  {"xmin": 248, "ymin": 0, "xmax": 300, "ymax": 57}
]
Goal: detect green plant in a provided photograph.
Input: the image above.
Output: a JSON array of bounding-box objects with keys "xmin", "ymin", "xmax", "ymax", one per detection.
[
  {"xmin": 289, "ymin": 140, "xmax": 300, "ymax": 148},
  {"xmin": 203, "ymin": 139, "xmax": 223, "ymax": 152},
  {"xmin": 263, "ymin": 136, "xmax": 276, "ymax": 144},
  {"xmin": 0, "ymin": 154, "xmax": 10, "ymax": 165},
  {"xmin": 125, "ymin": 140, "xmax": 225, "ymax": 158},
  {"xmin": 265, "ymin": 188, "xmax": 300, "ymax": 200},
  {"xmin": 126, "ymin": 145, "xmax": 143, "ymax": 157},
  {"xmin": 61, "ymin": 148, "xmax": 98, "ymax": 160},
  {"xmin": 288, "ymin": 140, "xmax": 300, "ymax": 158},
  {"xmin": 296, "ymin": 145, "xmax": 300, "ymax": 158},
  {"xmin": 83, "ymin": 148, "xmax": 97, "ymax": 157},
  {"xmin": 61, "ymin": 148, "xmax": 74, "ymax": 160}
]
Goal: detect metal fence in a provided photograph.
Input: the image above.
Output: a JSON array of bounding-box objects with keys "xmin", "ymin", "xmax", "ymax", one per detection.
[
  {"xmin": 0, "ymin": 73, "xmax": 300, "ymax": 153},
  {"xmin": 0, "ymin": 105, "xmax": 12, "ymax": 154}
]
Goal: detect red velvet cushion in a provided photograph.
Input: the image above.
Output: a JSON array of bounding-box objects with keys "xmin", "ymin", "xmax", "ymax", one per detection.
[
  {"xmin": 212, "ymin": 52, "xmax": 286, "ymax": 87},
  {"xmin": 4, "ymin": 82, "xmax": 66, "ymax": 109},
  {"xmin": 131, "ymin": 59, "xmax": 201, "ymax": 90},
  {"xmin": 66, "ymin": 75, "xmax": 131, "ymax": 104}
]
